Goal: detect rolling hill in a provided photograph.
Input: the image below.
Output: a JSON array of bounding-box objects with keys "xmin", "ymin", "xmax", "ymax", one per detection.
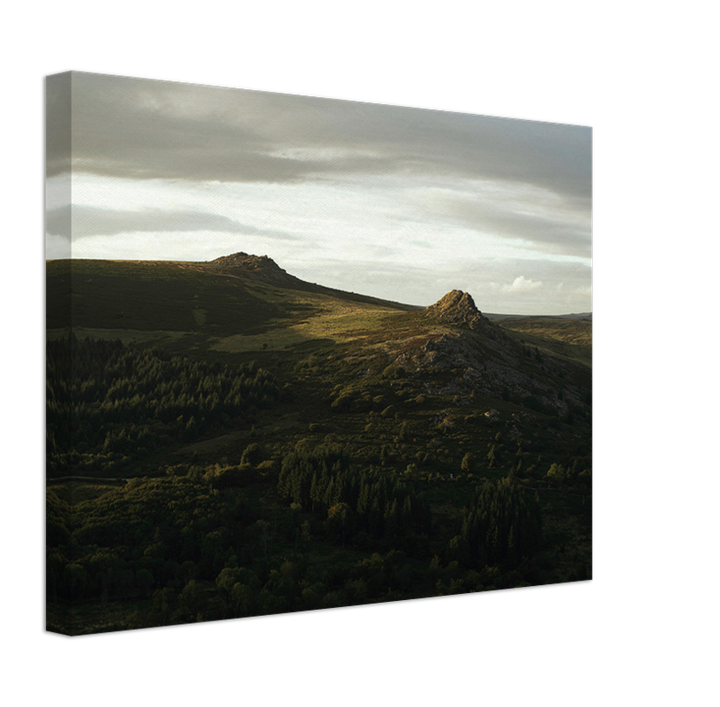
[
  {"xmin": 46, "ymin": 253, "xmax": 592, "ymax": 635},
  {"xmin": 47, "ymin": 253, "xmax": 591, "ymax": 427}
]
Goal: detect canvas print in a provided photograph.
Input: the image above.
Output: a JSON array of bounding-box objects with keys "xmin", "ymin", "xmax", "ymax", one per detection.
[{"xmin": 46, "ymin": 72, "xmax": 592, "ymax": 635}]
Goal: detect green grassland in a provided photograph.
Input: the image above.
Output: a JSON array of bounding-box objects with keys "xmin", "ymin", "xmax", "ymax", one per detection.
[
  {"xmin": 46, "ymin": 257, "xmax": 591, "ymax": 635},
  {"xmin": 497, "ymin": 316, "xmax": 591, "ymax": 346},
  {"xmin": 47, "ymin": 259, "xmax": 284, "ymax": 347},
  {"xmin": 47, "ymin": 259, "xmax": 421, "ymax": 356}
]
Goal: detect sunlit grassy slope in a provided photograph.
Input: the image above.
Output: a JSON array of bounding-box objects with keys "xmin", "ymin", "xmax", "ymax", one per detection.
[
  {"xmin": 46, "ymin": 259, "xmax": 423, "ymax": 354},
  {"xmin": 47, "ymin": 259, "xmax": 591, "ymax": 359}
]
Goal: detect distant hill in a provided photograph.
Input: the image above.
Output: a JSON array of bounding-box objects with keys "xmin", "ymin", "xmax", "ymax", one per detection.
[
  {"xmin": 47, "ymin": 252, "xmax": 590, "ymax": 398},
  {"xmin": 557, "ymin": 312, "xmax": 592, "ymax": 320},
  {"xmin": 492, "ymin": 316, "xmax": 592, "ymax": 362},
  {"xmin": 209, "ymin": 251, "xmax": 420, "ymax": 312},
  {"xmin": 485, "ymin": 312, "xmax": 592, "ymax": 321},
  {"xmin": 209, "ymin": 252, "xmax": 306, "ymax": 287}
]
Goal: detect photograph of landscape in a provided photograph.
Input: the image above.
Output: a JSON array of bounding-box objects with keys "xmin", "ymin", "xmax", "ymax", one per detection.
[{"xmin": 46, "ymin": 71, "xmax": 592, "ymax": 636}]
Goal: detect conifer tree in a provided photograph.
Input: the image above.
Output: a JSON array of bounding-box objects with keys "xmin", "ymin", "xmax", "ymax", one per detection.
[
  {"xmin": 487, "ymin": 444, "xmax": 497, "ymax": 469},
  {"xmin": 507, "ymin": 525, "xmax": 517, "ymax": 563},
  {"xmin": 310, "ymin": 472, "xmax": 320, "ymax": 513},
  {"xmin": 368, "ymin": 498, "xmax": 383, "ymax": 538},
  {"xmin": 384, "ymin": 499, "xmax": 399, "ymax": 539},
  {"xmin": 323, "ymin": 478, "xmax": 337, "ymax": 509},
  {"xmin": 357, "ymin": 482, "xmax": 370, "ymax": 517},
  {"xmin": 402, "ymin": 496, "xmax": 413, "ymax": 531},
  {"xmin": 461, "ymin": 452, "xmax": 475, "ymax": 474}
]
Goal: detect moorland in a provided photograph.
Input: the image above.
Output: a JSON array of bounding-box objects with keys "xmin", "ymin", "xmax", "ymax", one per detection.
[{"xmin": 46, "ymin": 253, "xmax": 591, "ymax": 635}]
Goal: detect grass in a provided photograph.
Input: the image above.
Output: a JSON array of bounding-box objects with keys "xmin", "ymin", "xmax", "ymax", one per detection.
[
  {"xmin": 210, "ymin": 296, "xmax": 405, "ymax": 353},
  {"xmin": 47, "ymin": 259, "xmax": 417, "ymax": 358},
  {"xmin": 46, "ymin": 259, "xmax": 282, "ymax": 337},
  {"xmin": 498, "ymin": 316, "xmax": 592, "ymax": 352},
  {"xmin": 502, "ymin": 317, "xmax": 592, "ymax": 346}
]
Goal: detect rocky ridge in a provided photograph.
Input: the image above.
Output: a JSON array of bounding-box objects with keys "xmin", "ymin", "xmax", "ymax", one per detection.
[
  {"xmin": 209, "ymin": 252, "xmax": 303, "ymax": 287},
  {"xmin": 424, "ymin": 290, "xmax": 490, "ymax": 328},
  {"xmin": 391, "ymin": 290, "xmax": 581, "ymax": 417},
  {"xmin": 209, "ymin": 253, "xmax": 423, "ymax": 311}
]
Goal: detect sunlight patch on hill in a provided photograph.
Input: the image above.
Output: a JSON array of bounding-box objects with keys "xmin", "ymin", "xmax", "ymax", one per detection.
[{"xmin": 210, "ymin": 302, "xmax": 405, "ymax": 353}]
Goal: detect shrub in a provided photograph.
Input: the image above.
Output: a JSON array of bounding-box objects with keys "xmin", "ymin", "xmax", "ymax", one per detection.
[
  {"xmin": 241, "ymin": 443, "xmax": 261, "ymax": 466},
  {"xmin": 546, "ymin": 463, "xmax": 566, "ymax": 482},
  {"xmin": 331, "ymin": 394, "xmax": 354, "ymax": 413},
  {"xmin": 404, "ymin": 463, "xmax": 419, "ymax": 479}
]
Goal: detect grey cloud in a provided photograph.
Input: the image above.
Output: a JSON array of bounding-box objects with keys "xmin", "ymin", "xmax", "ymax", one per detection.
[
  {"xmin": 482, "ymin": 210, "xmax": 589, "ymax": 258},
  {"xmin": 326, "ymin": 107, "xmax": 592, "ymax": 200},
  {"xmin": 424, "ymin": 196, "xmax": 591, "ymax": 258},
  {"xmin": 45, "ymin": 204, "xmax": 299, "ymax": 241},
  {"xmin": 44, "ymin": 73, "xmax": 302, "ymax": 183},
  {"xmin": 46, "ymin": 207, "xmax": 71, "ymax": 238},
  {"xmin": 49, "ymin": 72, "xmax": 591, "ymax": 204},
  {"xmin": 46, "ymin": 74, "xmax": 71, "ymax": 179}
]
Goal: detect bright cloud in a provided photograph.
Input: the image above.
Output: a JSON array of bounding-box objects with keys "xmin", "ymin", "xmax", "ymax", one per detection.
[{"xmin": 505, "ymin": 276, "xmax": 543, "ymax": 292}]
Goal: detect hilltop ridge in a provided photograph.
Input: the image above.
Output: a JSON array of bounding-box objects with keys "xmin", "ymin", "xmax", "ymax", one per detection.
[
  {"xmin": 209, "ymin": 251, "xmax": 420, "ymax": 312},
  {"xmin": 423, "ymin": 289, "xmax": 506, "ymax": 344},
  {"xmin": 425, "ymin": 290, "xmax": 489, "ymax": 327},
  {"xmin": 209, "ymin": 252, "xmax": 305, "ymax": 288}
]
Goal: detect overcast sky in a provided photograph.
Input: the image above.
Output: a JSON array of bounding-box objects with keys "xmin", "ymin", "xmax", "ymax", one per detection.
[{"xmin": 46, "ymin": 72, "xmax": 591, "ymax": 314}]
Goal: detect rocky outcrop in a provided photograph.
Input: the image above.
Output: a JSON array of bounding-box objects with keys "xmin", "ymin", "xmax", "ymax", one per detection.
[
  {"xmin": 424, "ymin": 289, "xmax": 497, "ymax": 330},
  {"xmin": 424, "ymin": 290, "xmax": 509, "ymax": 348},
  {"xmin": 416, "ymin": 330, "xmax": 572, "ymax": 417},
  {"xmin": 404, "ymin": 293, "xmax": 581, "ymax": 416},
  {"xmin": 209, "ymin": 252, "xmax": 303, "ymax": 287}
]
